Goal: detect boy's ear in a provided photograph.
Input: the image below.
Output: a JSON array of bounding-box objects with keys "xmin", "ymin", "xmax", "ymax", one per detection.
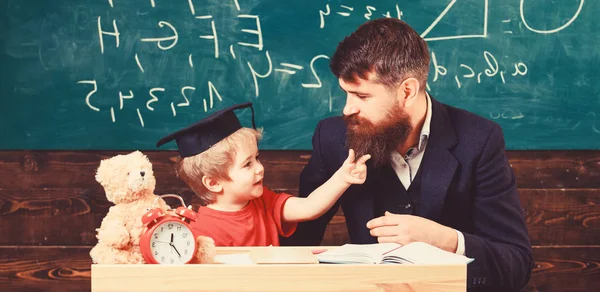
[{"xmin": 201, "ymin": 175, "xmax": 222, "ymax": 193}]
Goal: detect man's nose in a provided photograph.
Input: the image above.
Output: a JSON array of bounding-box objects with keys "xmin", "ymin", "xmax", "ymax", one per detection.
[{"xmin": 343, "ymin": 97, "xmax": 359, "ymax": 116}]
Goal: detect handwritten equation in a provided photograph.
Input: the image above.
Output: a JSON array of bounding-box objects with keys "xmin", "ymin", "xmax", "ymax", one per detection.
[
  {"xmin": 427, "ymin": 50, "xmax": 528, "ymax": 91},
  {"xmin": 77, "ymin": 0, "xmax": 585, "ymax": 127}
]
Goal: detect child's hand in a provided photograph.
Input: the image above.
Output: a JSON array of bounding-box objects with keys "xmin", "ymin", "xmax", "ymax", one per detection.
[{"xmin": 337, "ymin": 149, "xmax": 371, "ymax": 185}]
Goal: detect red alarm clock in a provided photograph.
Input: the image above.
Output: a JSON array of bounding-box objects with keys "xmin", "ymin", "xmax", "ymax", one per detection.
[{"xmin": 140, "ymin": 194, "xmax": 198, "ymax": 265}]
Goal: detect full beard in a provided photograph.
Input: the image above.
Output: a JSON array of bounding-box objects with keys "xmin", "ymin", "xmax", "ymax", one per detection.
[{"xmin": 344, "ymin": 108, "xmax": 413, "ymax": 169}]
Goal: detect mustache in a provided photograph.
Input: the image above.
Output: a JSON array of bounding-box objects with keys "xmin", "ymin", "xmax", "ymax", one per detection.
[
  {"xmin": 343, "ymin": 114, "xmax": 368, "ymax": 127},
  {"xmin": 344, "ymin": 111, "xmax": 413, "ymax": 168}
]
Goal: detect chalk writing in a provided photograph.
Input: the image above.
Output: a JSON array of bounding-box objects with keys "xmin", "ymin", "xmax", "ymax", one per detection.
[
  {"xmin": 338, "ymin": 5, "xmax": 354, "ymax": 17},
  {"xmin": 302, "ymin": 55, "xmax": 330, "ymax": 89},
  {"xmin": 84, "ymin": 1, "xmax": 272, "ymax": 124},
  {"xmin": 172, "ymin": 86, "xmax": 194, "ymax": 116},
  {"xmin": 320, "ymin": 3, "xmax": 402, "ymax": 29},
  {"xmin": 187, "ymin": 0, "xmax": 196, "ymax": 15},
  {"xmin": 422, "ymin": 0, "xmax": 488, "ymax": 41},
  {"xmin": 238, "ymin": 14, "xmax": 263, "ymax": 51},
  {"xmin": 248, "ymin": 51, "xmax": 272, "ymax": 97},
  {"xmin": 147, "ymin": 88, "xmax": 163, "ymax": 111},
  {"xmin": 77, "ymin": 0, "xmax": 586, "ymax": 132},
  {"xmin": 140, "ymin": 21, "xmax": 178, "ymax": 50},
  {"xmin": 119, "ymin": 90, "xmax": 134, "ymax": 110},
  {"xmin": 75, "ymin": 82, "xmax": 227, "ymax": 126},
  {"xmin": 429, "ymin": 50, "xmax": 529, "ymax": 90},
  {"xmin": 77, "ymin": 80, "xmax": 99, "ymax": 112},
  {"xmin": 97, "ymin": 17, "xmax": 119, "ymax": 54},
  {"xmin": 275, "ymin": 63, "xmax": 303, "ymax": 75},
  {"xmin": 520, "ymin": 0, "xmax": 584, "ymax": 34},
  {"xmin": 197, "ymin": 15, "xmax": 218, "ymax": 58},
  {"xmin": 137, "ymin": 108, "xmax": 144, "ymax": 127},
  {"xmin": 134, "ymin": 54, "xmax": 144, "ymax": 72}
]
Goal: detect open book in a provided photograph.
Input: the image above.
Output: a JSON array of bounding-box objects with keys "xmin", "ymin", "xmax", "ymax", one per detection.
[{"xmin": 316, "ymin": 242, "xmax": 474, "ymax": 265}]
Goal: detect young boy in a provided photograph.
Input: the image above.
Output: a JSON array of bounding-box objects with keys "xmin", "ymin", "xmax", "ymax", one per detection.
[{"xmin": 156, "ymin": 102, "xmax": 370, "ymax": 246}]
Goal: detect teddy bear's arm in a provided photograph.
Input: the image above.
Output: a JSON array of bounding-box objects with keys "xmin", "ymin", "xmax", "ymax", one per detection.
[
  {"xmin": 189, "ymin": 235, "xmax": 216, "ymax": 264},
  {"xmin": 96, "ymin": 208, "xmax": 131, "ymax": 248}
]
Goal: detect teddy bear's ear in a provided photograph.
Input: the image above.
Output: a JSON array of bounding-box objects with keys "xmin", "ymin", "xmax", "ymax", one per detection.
[
  {"xmin": 132, "ymin": 150, "xmax": 150, "ymax": 163},
  {"xmin": 95, "ymin": 157, "xmax": 113, "ymax": 185}
]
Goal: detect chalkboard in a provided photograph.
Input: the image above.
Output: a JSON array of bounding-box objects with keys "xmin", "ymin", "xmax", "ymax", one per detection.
[{"xmin": 1, "ymin": 0, "xmax": 598, "ymax": 150}]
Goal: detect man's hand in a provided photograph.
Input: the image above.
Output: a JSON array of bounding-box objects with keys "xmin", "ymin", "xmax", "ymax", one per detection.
[
  {"xmin": 366, "ymin": 211, "xmax": 458, "ymax": 253},
  {"xmin": 336, "ymin": 149, "xmax": 371, "ymax": 185}
]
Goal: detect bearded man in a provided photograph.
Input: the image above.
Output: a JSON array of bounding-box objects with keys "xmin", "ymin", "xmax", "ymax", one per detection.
[{"xmin": 281, "ymin": 18, "xmax": 534, "ymax": 292}]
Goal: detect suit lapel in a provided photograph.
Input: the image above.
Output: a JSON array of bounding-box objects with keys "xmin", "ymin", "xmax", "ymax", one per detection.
[{"xmin": 419, "ymin": 97, "xmax": 458, "ymax": 222}]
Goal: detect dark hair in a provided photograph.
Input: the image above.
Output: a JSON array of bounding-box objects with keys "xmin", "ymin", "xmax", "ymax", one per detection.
[{"xmin": 330, "ymin": 18, "xmax": 430, "ymax": 91}]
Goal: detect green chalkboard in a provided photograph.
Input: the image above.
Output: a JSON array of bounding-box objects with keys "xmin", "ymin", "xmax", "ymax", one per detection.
[{"xmin": 1, "ymin": 0, "xmax": 598, "ymax": 150}]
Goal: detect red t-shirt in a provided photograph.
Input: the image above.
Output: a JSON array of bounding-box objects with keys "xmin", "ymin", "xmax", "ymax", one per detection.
[{"xmin": 190, "ymin": 187, "xmax": 297, "ymax": 246}]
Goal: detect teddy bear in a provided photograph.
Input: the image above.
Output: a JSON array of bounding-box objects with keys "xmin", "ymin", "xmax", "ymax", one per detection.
[{"xmin": 89, "ymin": 150, "xmax": 216, "ymax": 264}]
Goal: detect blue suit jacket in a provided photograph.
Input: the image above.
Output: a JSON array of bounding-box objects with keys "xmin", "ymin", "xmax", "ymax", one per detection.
[{"xmin": 282, "ymin": 97, "xmax": 534, "ymax": 291}]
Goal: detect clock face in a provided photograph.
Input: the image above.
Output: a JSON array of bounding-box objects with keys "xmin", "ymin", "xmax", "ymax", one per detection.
[{"xmin": 150, "ymin": 220, "xmax": 196, "ymax": 264}]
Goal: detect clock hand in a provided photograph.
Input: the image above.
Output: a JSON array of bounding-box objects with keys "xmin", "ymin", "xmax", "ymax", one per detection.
[
  {"xmin": 169, "ymin": 233, "xmax": 175, "ymax": 254},
  {"xmin": 167, "ymin": 234, "xmax": 182, "ymax": 257},
  {"xmin": 172, "ymin": 244, "xmax": 182, "ymax": 257}
]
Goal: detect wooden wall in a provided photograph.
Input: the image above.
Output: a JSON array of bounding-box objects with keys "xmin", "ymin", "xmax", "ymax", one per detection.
[{"xmin": 0, "ymin": 150, "xmax": 599, "ymax": 291}]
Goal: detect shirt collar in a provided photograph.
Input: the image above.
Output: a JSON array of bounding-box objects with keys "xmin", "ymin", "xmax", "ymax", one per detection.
[
  {"xmin": 418, "ymin": 92, "xmax": 432, "ymax": 151},
  {"xmin": 391, "ymin": 92, "xmax": 432, "ymax": 161}
]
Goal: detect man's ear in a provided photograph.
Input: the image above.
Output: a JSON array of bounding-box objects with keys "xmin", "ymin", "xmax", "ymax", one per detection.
[
  {"xmin": 201, "ymin": 175, "xmax": 223, "ymax": 193},
  {"xmin": 397, "ymin": 77, "xmax": 420, "ymax": 107}
]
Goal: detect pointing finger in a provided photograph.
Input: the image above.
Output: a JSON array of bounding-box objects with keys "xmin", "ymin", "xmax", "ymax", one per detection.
[
  {"xmin": 357, "ymin": 154, "xmax": 371, "ymax": 165},
  {"xmin": 345, "ymin": 149, "xmax": 356, "ymax": 164}
]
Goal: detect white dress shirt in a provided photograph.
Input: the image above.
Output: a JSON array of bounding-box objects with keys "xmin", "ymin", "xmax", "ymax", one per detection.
[{"xmin": 389, "ymin": 93, "xmax": 466, "ymax": 255}]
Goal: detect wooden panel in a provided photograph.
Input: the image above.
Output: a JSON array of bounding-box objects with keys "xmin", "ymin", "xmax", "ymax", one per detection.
[
  {"xmin": 507, "ymin": 151, "xmax": 600, "ymax": 189},
  {"xmin": 321, "ymin": 189, "xmax": 600, "ymax": 247},
  {"xmin": 0, "ymin": 188, "xmax": 197, "ymax": 246},
  {"xmin": 321, "ymin": 209, "xmax": 351, "ymax": 247},
  {"xmin": 1, "ymin": 246, "xmax": 597, "ymax": 292},
  {"xmin": 0, "ymin": 150, "xmax": 305, "ymax": 246},
  {"xmin": 0, "ymin": 188, "xmax": 103, "ymax": 246},
  {"xmin": 0, "ymin": 151, "xmax": 308, "ymax": 191},
  {"xmin": 0, "ymin": 187, "xmax": 294, "ymax": 246},
  {"xmin": 1, "ymin": 150, "xmax": 599, "ymax": 244},
  {"xmin": 522, "ymin": 189, "xmax": 600, "ymax": 246},
  {"xmin": 1, "ymin": 188, "xmax": 598, "ymax": 246},
  {"xmin": 526, "ymin": 246, "xmax": 600, "ymax": 292},
  {"xmin": 2, "ymin": 150, "xmax": 600, "ymax": 191},
  {"xmin": 0, "ymin": 246, "xmax": 92, "ymax": 292}
]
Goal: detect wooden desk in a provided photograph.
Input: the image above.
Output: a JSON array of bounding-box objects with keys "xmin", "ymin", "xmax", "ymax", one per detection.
[{"xmin": 91, "ymin": 246, "xmax": 466, "ymax": 292}]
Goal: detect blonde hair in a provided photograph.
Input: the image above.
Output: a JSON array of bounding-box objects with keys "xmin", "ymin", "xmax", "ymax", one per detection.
[{"xmin": 176, "ymin": 127, "xmax": 263, "ymax": 205}]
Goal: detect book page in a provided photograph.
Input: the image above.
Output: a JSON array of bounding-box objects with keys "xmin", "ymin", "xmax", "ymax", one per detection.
[
  {"xmin": 382, "ymin": 242, "xmax": 474, "ymax": 265},
  {"xmin": 317, "ymin": 243, "xmax": 402, "ymax": 264}
]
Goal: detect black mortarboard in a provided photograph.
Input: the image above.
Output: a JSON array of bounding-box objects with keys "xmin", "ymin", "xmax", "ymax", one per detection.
[{"xmin": 156, "ymin": 102, "xmax": 256, "ymax": 158}]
